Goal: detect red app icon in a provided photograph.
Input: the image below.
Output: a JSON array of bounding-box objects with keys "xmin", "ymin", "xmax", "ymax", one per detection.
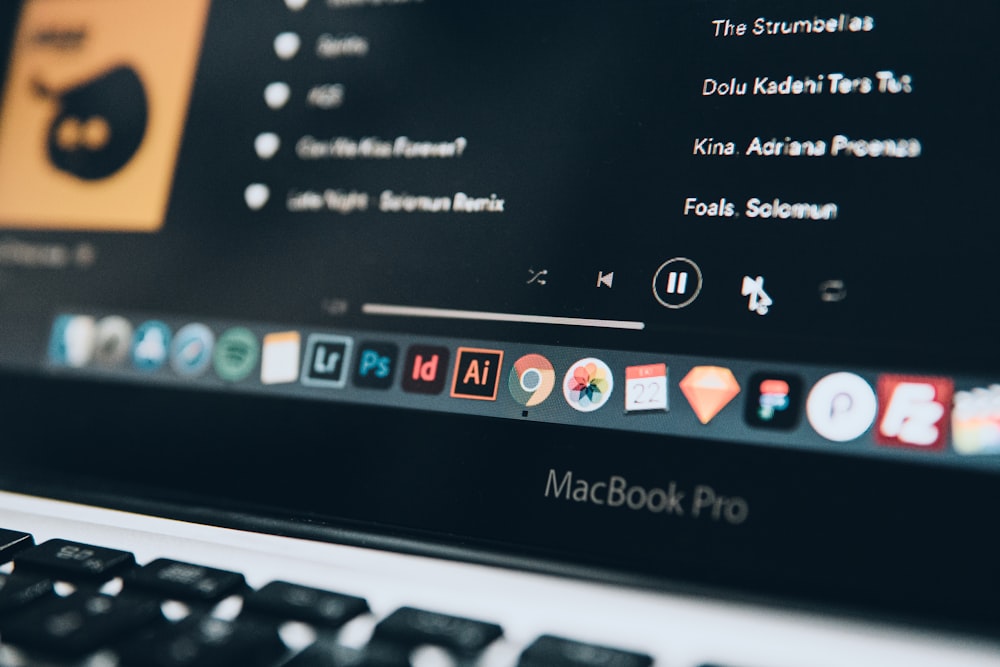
[
  {"xmin": 875, "ymin": 375, "xmax": 954, "ymax": 450},
  {"xmin": 402, "ymin": 345, "xmax": 449, "ymax": 395}
]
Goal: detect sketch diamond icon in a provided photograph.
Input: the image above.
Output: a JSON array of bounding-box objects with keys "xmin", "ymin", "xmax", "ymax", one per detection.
[{"xmin": 680, "ymin": 366, "xmax": 741, "ymax": 424}]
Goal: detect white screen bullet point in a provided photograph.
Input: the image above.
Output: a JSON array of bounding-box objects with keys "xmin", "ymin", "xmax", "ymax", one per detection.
[
  {"xmin": 274, "ymin": 32, "xmax": 301, "ymax": 60},
  {"xmin": 254, "ymin": 133, "xmax": 281, "ymax": 160},
  {"xmin": 244, "ymin": 184, "xmax": 270, "ymax": 211},
  {"xmin": 264, "ymin": 82, "xmax": 291, "ymax": 110}
]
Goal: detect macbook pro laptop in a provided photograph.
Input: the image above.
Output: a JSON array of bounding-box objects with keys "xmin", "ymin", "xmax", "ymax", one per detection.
[{"xmin": 0, "ymin": 0, "xmax": 997, "ymax": 665}]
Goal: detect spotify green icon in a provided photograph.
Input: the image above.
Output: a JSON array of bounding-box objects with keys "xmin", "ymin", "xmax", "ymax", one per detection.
[{"xmin": 213, "ymin": 327, "xmax": 259, "ymax": 382}]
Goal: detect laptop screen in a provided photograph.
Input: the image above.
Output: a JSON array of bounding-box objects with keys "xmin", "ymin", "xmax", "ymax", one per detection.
[{"xmin": 0, "ymin": 0, "xmax": 997, "ymax": 630}]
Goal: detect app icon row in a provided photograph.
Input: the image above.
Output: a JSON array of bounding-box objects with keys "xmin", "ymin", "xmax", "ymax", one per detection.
[
  {"xmin": 51, "ymin": 316, "xmax": 260, "ymax": 381},
  {"xmin": 48, "ymin": 315, "xmax": 999, "ymax": 456}
]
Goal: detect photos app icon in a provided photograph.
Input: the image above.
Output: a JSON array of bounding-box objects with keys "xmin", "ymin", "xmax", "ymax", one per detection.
[{"xmin": 563, "ymin": 358, "xmax": 614, "ymax": 412}]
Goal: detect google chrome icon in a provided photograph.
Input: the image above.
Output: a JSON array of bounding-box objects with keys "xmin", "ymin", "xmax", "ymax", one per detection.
[{"xmin": 508, "ymin": 354, "xmax": 556, "ymax": 407}]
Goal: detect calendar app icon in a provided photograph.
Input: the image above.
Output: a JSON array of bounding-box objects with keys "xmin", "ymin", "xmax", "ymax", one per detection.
[{"xmin": 625, "ymin": 363, "xmax": 668, "ymax": 413}]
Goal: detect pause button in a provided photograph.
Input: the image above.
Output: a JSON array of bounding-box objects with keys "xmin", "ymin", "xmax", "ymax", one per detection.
[{"xmin": 652, "ymin": 257, "xmax": 703, "ymax": 309}]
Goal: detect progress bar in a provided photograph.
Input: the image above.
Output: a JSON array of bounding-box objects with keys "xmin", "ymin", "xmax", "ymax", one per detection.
[{"xmin": 362, "ymin": 304, "xmax": 646, "ymax": 331}]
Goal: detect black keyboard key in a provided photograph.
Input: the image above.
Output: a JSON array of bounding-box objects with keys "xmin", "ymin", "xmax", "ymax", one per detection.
[
  {"xmin": 0, "ymin": 529, "xmax": 34, "ymax": 563},
  {"xmin": 0, "ymin": 572, "xmax": 54, "ymax": 615},
  {"xmin": 285, "ymin": 642, "xmax": 410, "ymax": 667},
  {"xmin": 117, "ymin": 615, "xmax": 286, "ymax": 667},
  {"xmin": 373, "ymin": 606, "xmax": 502, "ymax": 655},
  {"xmin": 2, "ymin": 592, "xmax": 163, "ymax": 657},
  {"xmin": 14, "ymin": 539, "xmax": 136, "ymax": 582},
  {"xmin": 127, "ymin": 559, "xmax": 246, "ymax": 603},
  {"xmin": 518, "ymin": 635, "xmax": 653, "ymax": 667},
  {"xmin": 242, "ymin": 581, "xmax": 368, "ymax": 629}
]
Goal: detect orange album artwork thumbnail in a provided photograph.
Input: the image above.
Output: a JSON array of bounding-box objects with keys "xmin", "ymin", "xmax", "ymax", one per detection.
[{"xmin": 0, "ymin": 0, "xmax": 210, "ymax": 232}]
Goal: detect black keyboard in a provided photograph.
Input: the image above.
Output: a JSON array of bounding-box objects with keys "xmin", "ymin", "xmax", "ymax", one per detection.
[{"xmin": 0, "ymin": 529, "xmax": 666, "ymax": 667}]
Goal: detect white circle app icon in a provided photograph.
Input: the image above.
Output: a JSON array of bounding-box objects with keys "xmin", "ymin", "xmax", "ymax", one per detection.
[
  {"xmin": 563, "ymin": 358, "xmax": 614, "ymax": 413},
  {"xmin": 806, "ymin": 372, "xmax": 877, "ymax": 442}
]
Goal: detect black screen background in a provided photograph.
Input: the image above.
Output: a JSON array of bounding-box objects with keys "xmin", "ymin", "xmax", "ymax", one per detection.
[{"xmin": 2, "ymin": 1, "xmax": 998, "ymax": 369}]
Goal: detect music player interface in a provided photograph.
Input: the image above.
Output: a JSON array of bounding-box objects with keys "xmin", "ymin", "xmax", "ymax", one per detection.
[{"xmin": 0, "ymin": 1, "xmax": 997, "ymax": 473}]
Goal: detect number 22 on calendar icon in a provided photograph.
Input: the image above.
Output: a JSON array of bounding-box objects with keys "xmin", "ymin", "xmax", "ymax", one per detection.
[{"xmin": 625, "ymin": 363, "xmax": 669, "ymax": 413}]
